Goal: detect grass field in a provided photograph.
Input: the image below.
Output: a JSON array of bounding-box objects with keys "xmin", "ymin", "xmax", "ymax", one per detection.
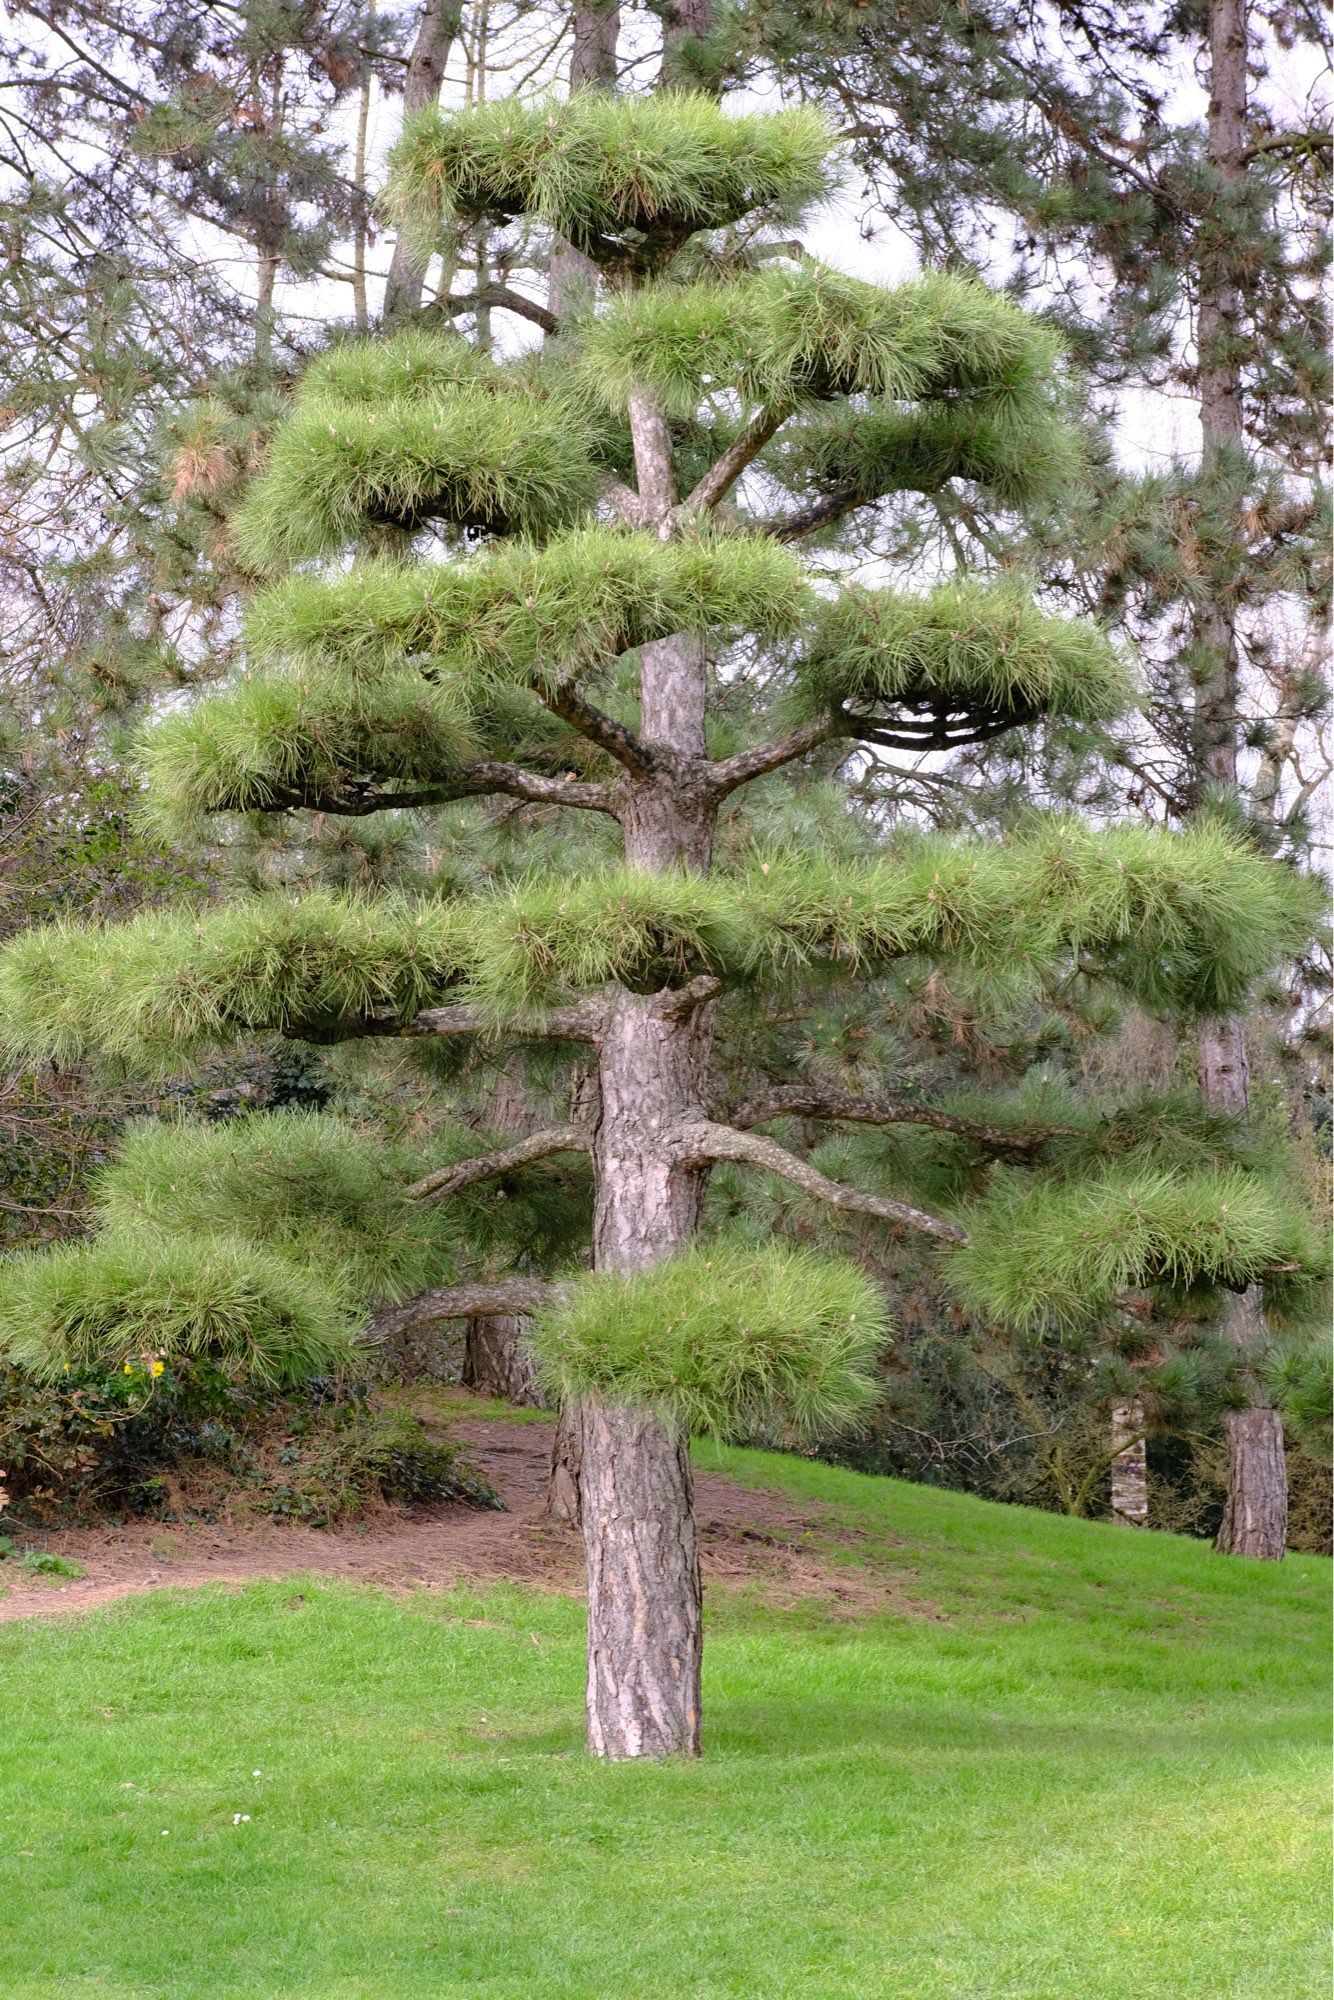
[{"xmin": 2, "ymin": 1442, "xmax": 1328, "ymax": 1999}]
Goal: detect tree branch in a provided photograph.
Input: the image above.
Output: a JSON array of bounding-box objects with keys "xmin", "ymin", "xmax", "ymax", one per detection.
[
  {"xmin": 427, "ymin": 282, "xmax": 561, "ymax": 335},
  {"xmin": 357, "ymin": 997, "xmax": 610, "ymax": 1043},
  {"xmin": 672, "ymin": 1120, "xmax": 968, "ymax": 1244},
  {"xmin": 601, "ymin": 475, "xmax": 646, "ymax": 528},
  {"xmin": 674, "ymin": 405, "xmax": 788, "ymax": 520},
  {"xmin": 705, "ymin": 716, "xmax": 842, "ymax": 797},
  {"xmin": 545, "ymin": 682, "xmax": 657, "ymax": 777},
  {"xmin": 408, "ymin": 1126, "xmax": 590, "ymax": 1205},
  {"xmin": 732, "ymin": 1087, "xmax": 1074, "ymax": 1152},
  {"xmin": 262, "ymin": 762, "xmax": 617, "ymax": 818},
  {"xmin": 365, "ymin": 1277, "xmax": 571, "ymax": 1344},
  {"xmin": 758, "ymin": 488, "xmax": 870, "ymax": 543}
]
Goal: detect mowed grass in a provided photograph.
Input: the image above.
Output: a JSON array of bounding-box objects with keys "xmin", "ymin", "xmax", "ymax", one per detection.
[{"xmin": 1, "ymin": 1443, "xmax": 1328, "ymax": 2000}]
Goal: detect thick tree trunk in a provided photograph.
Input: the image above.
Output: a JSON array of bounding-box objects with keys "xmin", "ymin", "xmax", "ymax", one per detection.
[
  {"xmin": 1217, "ymin": 1404, "xmax": 1288, "ymax": 1559},
  {"xmin": 1110, "ymin": 1400, "xmax": 1148, "ymax": 1525},
  {"xmin": 580, "ymin": 1396, "xmax": 702, "ymax": 1758},
  {"xmin": 579, "ymin": 984, "xmax": 711, "ymax": 1756},
  {"xmin": 462, "ymin": 1313, "xmax": 545, "ymax": 1404}
]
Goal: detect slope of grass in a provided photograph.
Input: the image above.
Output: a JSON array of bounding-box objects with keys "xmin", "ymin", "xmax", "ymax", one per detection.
[{"xmin": 2, "ymin": 1445, "xmax": 1328, "ymax": 2000}]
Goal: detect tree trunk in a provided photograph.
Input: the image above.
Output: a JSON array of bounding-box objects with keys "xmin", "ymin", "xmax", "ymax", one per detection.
[
  {"xmin": 1189, "ymin": 0, "xmax": 1288, "ymax": 1560},
  {"xmin": 548, "ymin": 2, "xmax": 620, "ymax": 320},
  {"xmin": 462, "ymin": 1313, "xmax": 545, "ymax": 1404},
  {"xmin": 547, "ymin": 1398, "xmax": 583, "ymax": 1523},
  {"xmin": 579, "ymin": 982, "xmax": 712, "ymax": 1756},
  {"xmin": 382, "ymin": 0, "xmax": 465, "ymax": 324},
  {"xmin": 1110, "ymin": 1400, "xmax": 1148, "ymax": 1525},
  {"xmin": 1216, "ymin": 1404, "xmax": 1288, "ymax": 1559},
  {"xmin": 1197, "ymin": 1014, "xmax": 1287, "ymax": 1558},
  {"xmin": 581, "ymin": 1396, "xmax": 702, "ymax": 1758}
]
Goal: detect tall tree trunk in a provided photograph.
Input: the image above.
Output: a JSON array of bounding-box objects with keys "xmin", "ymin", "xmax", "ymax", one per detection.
[
  {"xmin": 581, "ymin": 983, "xmax": 712, "ymax": 1758},
  {"xmin": 382, "ymin": 0, "xmax": 465, "ymax": 324},
  {"xmin": 1191, "ymin": 0, "xmax": 1287, "ymax": 1560},
  {"xmin": 1110, "ymin": 1400, "xmax": 1148, "ymax": 1525}
]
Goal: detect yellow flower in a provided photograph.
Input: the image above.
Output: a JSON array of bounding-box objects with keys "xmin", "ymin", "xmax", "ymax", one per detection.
[
  {"xmin": 151, "ymin": 1361, "xmax": 165, "ymax": 1379},
  {"xmin": 123, "ymin": 1362, "xmax": 134, "ymax": 1375}
]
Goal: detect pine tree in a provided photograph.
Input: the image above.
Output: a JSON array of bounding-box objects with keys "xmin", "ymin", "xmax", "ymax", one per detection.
[{"xmin": 0, "ymin": 92, "xmax": 1321, "ymax": 1756}]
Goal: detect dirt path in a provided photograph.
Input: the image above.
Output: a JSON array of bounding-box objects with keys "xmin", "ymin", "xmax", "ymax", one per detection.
[{"xmin": 0, "ymin": 1409, "xmax": 892, "ymax": 1623}]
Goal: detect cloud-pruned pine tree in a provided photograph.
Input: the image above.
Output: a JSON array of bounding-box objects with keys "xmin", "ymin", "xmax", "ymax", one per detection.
[{"xmin": 0, "ymin": 94, "xmax": 1320, "ymax": 1758}]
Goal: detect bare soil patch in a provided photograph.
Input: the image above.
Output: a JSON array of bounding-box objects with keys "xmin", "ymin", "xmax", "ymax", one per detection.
[{"xmin": 0, "ymin": 1402, "xmax": 917, "ymax": 1622}]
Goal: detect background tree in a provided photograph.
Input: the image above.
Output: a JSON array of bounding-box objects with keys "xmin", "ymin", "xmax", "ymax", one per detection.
[{"xmin": 737, "ymin": 0, "xmax": 1331, "ymax": 1557}]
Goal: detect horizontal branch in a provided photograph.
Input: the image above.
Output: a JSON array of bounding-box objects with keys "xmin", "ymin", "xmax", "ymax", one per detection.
[
  {"xmin": 408, "ymin": 1125, "xmax": 590, "ymax": 1205},
  {"xmin": 732, "ymin": 1087, "xmax": 1070, "ymax": 1152},
  {"xmin": 675, "ymin": 405, "xmax": 788, "ymax": 521},
  {"xmin": 705, "ymin": 716, "xmax": 842, "ymax": 798},
  {"xmin": 357, "ymin": 996, "xmax": 610, "ymax": 1044},
  {"xmin": 365, "ymin": 1276, "xmax": 571, "ymax": 1344},
  {"xmin": 758, "ymin": 487, "xmax": 871, "ymax": 543},
  {"xmin": 271, "ymin": 762, "xmax": 617, "ymax": 819},
  {"xmin": 672, "ymin": 1119, "xmax": 968, "ymax": 1244},
  {"xmin": 429, "ymin": 283, "xmax": 560, "ymax": 336}
]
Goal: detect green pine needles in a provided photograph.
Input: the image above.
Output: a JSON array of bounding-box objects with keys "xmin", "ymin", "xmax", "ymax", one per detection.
[
  {"xmin": 0, "ymin": 84, "xmax": 1320, "ymax": 1476},
  {"xmin": 951, "ymin": 1164, "xmax": 1325, "ymax": 1333},
  {"xmin": 385, "ymin": 93, "xmax": 833, "ymax": 271},
  {"xmin": 530, "ymin": 1243, "xmax": 888, "ymax": 1441},
  {"xmin": 579, "ymin": 265, "xmax": 1064, "ymax": 418},
  {"xmin": 0, "ymin": 1230, "xmax": 354, "ymax": 1385},
  {"xmin": 1, "ymin": 822, "xmax": 1316, "ymax": 1064}
]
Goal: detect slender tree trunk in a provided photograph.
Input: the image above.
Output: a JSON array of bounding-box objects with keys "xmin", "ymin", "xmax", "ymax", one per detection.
[
  {"xmin": 382, "ymin": 0, "xmax": 465, "ymax": 324},
  {"xmin": 1190, "ymin": 0, "xmax": 1287, "ymax": 1560},
  {"xmin": 1197, "ymin": 1015, "xmax": 1287, "ymax": 1558},
  {"xmin": 548, "ymin": 2, "xmax": 620, "ymax": 319},
  {"xmin": 1110, "ymin": 1400, "xmax": 1148, "ymax": 1524}
]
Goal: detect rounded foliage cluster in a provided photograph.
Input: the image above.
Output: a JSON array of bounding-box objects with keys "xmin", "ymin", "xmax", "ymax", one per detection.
[
  {"xmin": 530, "ymin": 1242, "xmax": 889, "ymax": 1440},
  {"xmin": 385, "ymin": 93, "xmax": 834, "ymax": 270}
]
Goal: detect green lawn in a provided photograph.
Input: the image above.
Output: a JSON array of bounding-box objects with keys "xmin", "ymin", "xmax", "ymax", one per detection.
[{"xmin": 3, "ymin": 1445, "xmax": 1328, "ymax": 1999}]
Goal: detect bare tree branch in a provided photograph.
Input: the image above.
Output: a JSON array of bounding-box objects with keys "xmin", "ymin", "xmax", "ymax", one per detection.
[
  {"xmin": 705, "ymin": 716, "xmax": 842, "ymax": 797},
  {"xmin": 545, "ymin": 682, "xmax": 658, "ymax": 777},
  {"xmin": 355, "ymin": 997, "xmax": 610, "ymax": 1044},
  {"xmin": 365, "ymin": 1276, "xmax": 572, "ymax": 1343},
  {"xmin": 408, "ymin": 1125, "xmax": 591, "ymax": 1204},
  {"xmin": 259, "ymin": 761, "xmax": 617, "ymax": 818},
  {"xmin": 427, "ymin": 281, "xmax": 561, "ymax": 336},
  {"xmin": 674, "ymin": 405, "xmax": 788, "ymax": 519},
  {"xmin": 672, "ymin": 1120, "xmax": 969, "ymax": 1243},
  {"xmin": 733, "ymin": 1086, "xmax": 1075, "ymax": 1152}
]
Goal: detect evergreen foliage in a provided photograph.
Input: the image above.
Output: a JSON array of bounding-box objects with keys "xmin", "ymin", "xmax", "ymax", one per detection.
[
  {"xmin": 579, "ymin": 265, "xmax": 1064, "ymax": 417},
  {"xmin": 94, "ymin": 1113, "xmax": 452, "ymax": 1306},
  {"xmin": 241, "ymin": 522, "xmax": 806, "ymax": 679},
  {"xmin": 531, "ymin": 1243, "xmax": 887, "ymax": 1441},
  {"xmin": 0, "ymin": 1229, "xmax": 353, "ymax": 1385},
  {"xmin": 2, "ymin": 822, "xmax": 1317, "ymax": 1064},
  {"xmin": 789, "ymin": 578, "xmax": 1133, "ymax": 731},
  {"xmin": 385, "ymin": 93, "xmax": 833, "ymax": 271},
  {"xmin": 952, "ymin": 1164, "xmax": 1325, "ymax": 1334}
]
